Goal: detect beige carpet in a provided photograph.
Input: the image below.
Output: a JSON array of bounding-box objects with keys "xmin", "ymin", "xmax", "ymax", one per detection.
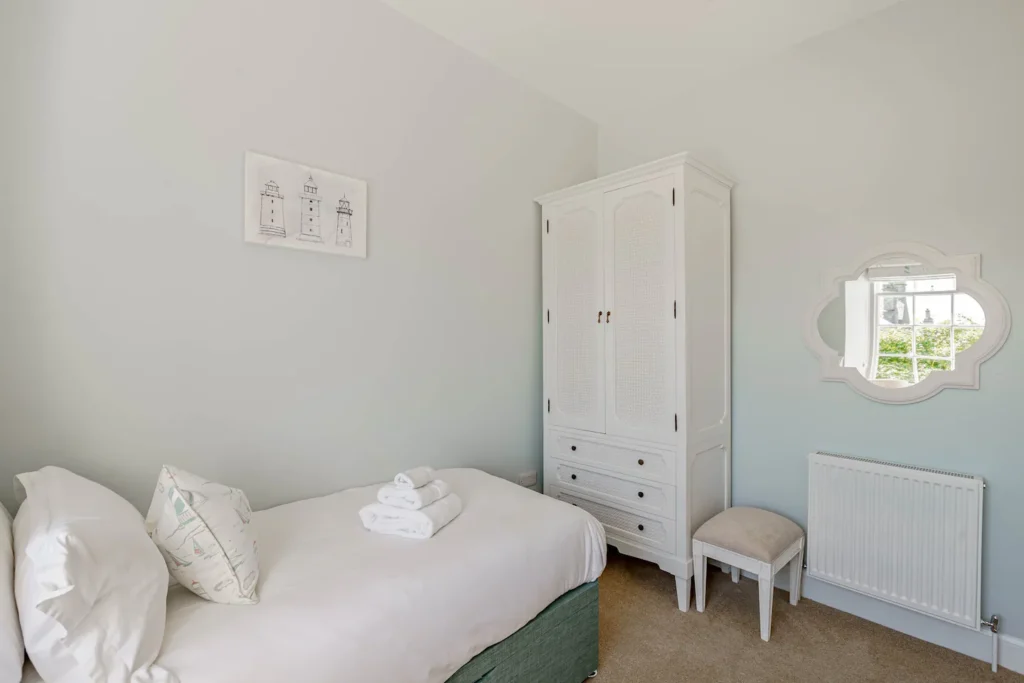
[{"xmin": 597, "ymin": 549, "xmax": 1020, "ymax": 682}]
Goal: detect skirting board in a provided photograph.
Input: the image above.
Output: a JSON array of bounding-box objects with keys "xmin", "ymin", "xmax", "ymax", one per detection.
[
  {"xmin": 709, "ymin": 560, "xmax": 1024, "ymax": 674},
  {"xmin": 1001, "ymin": 636, "xmax": 1024, "ymax": 675}
]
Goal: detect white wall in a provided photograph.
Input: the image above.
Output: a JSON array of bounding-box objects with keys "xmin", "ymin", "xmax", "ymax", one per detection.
[
  {"xmin": 0, "ymin": 0, "xmax": 596, "ymax": 512},
  {"xmin": 600, "ymin": 0, "xmax": 1024, "ymax": 645}
]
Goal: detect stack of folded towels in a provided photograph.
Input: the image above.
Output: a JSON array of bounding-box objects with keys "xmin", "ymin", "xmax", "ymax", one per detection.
[{"xmin": 359, "ymin": 466, "xmax": 463, "ymax": 539}]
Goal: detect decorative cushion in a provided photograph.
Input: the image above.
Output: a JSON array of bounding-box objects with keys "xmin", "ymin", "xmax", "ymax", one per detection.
[
  {"xmin": 693, "ymin": 507, "xmax": 804, "ymax": 563},
  {"xmin": 13, "ymin": 467, "xmax": 176, "ymax": 683},
  {"xmin": 145, "ymin": 466, "xmax": 260, "ymax": 605},
  {"xmin": 0, "ymin": 503, "xmax": 23, "ymax": 682}
]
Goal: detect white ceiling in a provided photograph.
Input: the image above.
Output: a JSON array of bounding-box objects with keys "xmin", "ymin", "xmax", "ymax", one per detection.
[{"xmin": 379, "ymin": 0, "xmax": 906, "ymax": 127}]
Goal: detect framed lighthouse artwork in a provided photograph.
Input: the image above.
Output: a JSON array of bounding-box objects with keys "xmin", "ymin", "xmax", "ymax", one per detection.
[{"xmin": 244, "ymin": 151, "xmax": 367, "ymax": 258}]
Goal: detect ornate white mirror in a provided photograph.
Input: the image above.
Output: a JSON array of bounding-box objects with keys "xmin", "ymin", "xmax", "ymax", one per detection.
[{"xmin": 806, "ymin": 243, "xmax": 1011, "ymax": 404}]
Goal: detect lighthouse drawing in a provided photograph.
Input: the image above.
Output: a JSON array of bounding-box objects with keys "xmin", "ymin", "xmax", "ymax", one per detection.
[
  {"xmin": 297, "ymin": 174, "xmax": 323, "ymax": 242},
  {"xmin": 258, "ymin": 180, "xmax": 285, "ymax": 238},
  {"xmin": 336, "ymin": 196, "xmax": 353, "ymax": 247},
  {"xmin": 245, "ymin": 151, "xmax": 368, "ymax": 258}
]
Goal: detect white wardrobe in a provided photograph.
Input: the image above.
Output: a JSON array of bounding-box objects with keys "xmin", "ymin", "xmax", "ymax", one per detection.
[{"xmin": 538, "ymin": 153, "xmax": 732, "ymax": 610}]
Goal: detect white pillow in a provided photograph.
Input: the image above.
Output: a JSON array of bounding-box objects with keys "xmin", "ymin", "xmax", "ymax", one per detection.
[
  {"xmin": 0, "ymin": 502, "xmax": 24, "ymax": 682},
  {"xmin": 13, "ymin": 467, "xmax": 177, "ymax": 683},
  {"xmin": 145, "ymin": 466, "xmax": 259, "ymax": 605}
]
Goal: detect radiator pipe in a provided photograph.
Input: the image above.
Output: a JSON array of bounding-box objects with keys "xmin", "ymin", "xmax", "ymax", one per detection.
[{"xmin": 982, "ymin": 615, "xmax": 999, "ymax": 673}]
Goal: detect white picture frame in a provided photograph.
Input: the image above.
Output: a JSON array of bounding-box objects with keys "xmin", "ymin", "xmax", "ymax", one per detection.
[{"xmin": 244, "ymin": 151, "xmax": 367, "ymax": 258}]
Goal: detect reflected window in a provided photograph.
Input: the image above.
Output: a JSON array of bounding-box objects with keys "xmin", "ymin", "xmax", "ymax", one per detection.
[{"xmin": 871, "ymin": 275, "xmax": 984, "ymax": 385}]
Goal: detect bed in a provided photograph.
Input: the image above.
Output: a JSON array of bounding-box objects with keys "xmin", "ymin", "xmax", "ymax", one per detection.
[{"xmin": 22, "ymin": 468, "xmax": 606, "ymax": 683}]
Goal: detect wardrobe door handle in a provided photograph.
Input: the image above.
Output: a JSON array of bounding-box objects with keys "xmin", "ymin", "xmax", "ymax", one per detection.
[
  {"xmin": 637, "ymin": 491, "xmax": 644, "ymax": 498},
  {"xmin": 570, "ymin": 474, "xmax": 577, "ymax": 480},
  {"xmin": 638, "ymin": 524, "xmax": 645, "ymax": 531},
  {"xmin": 606, "ymin": 310, "xmax": 611, "ymax": 323},
  {"xmin": 597, "ymin": 311, "xmax": 603, "ymax": 323},
  {"xmin": 637, "ymin": 459, "xmax": 645, "ymax": 466},
  {"xmin": 571, "ymin": 445, "xmax": 577, "ymax": 452}
]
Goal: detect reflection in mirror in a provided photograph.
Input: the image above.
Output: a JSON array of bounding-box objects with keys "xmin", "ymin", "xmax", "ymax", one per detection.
[{"xmin": 818, "ymin": 260, "xmax": 986, "ymax": 389}]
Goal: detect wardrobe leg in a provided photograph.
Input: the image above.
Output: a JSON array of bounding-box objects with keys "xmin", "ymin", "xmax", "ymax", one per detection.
[{"xmin": 675, "ymin": 575, "xmax": 691, "ymax": 612}]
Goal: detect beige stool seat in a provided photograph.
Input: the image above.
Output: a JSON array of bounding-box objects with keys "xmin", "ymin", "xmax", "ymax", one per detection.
[{"xmin": 692, "ymin": 507, "xmax": 805, "ymax": 641}]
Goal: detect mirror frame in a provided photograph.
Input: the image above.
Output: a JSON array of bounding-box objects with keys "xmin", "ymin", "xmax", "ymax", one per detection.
[{"xmin": 805, "ymin": 242, "xmax": 1011, "ymax": 404}]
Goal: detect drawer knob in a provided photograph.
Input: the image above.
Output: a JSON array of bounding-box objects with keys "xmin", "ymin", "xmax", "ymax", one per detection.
[
  {"xmin": 637, "ymin": 524, "xmax": 644, "ymax": 531},
  {"xmin": 637, "ymin": 491, "xmax": 644, "ymax": 498},
  {"xmin": 637, "ymin": 458, "xmax": 645, "ymax": 466},
  {"xmin": 571, "ymin": 445, "xmax": 577, "ymax": 452},
  {"xmin": 570, "ymin": 474, "xmax": 577, "ymax": 480}
]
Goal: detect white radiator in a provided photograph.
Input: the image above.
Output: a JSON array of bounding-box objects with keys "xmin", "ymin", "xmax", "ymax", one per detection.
[{"xmin": 807, "ymin": 451, "xmax": 984, "ymax": 630}]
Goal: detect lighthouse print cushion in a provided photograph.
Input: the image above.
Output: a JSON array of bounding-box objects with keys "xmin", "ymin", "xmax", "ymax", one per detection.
[{"xmin": 145, "ymin": 466, "xmax": 260, "ymax": 605}]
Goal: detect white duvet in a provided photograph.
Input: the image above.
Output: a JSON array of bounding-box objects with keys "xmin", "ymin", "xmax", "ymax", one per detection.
[{"xmin": 26, "ymin": 468, "xmax": 605, "ymax": 683}]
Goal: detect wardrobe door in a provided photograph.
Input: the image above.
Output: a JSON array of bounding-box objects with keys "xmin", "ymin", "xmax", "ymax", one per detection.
[
  {"xmin": 603, "ymin": 175, "xmax": 677, "ymax": 445},
  {"xmin": 544, "ymin": 195, "xmax": 606, "ymax": 433}
]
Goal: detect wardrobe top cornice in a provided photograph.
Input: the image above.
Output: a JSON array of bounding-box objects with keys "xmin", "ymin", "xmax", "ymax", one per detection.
[{"xmin": 534, "ymin": 152, "xmax": 735, "ymax": 205}]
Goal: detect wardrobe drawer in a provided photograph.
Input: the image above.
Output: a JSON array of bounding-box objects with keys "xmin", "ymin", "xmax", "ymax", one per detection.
[
  {"xmin": 552, "ymin": 461, "xmax": 675, "ymax": 519},
  {"xmin": 548, "ymin": 431, "xmax": 675, "ymax": 484},
  {"xmin": 553, "ymin": 489, "xmax": 676, "ymax": 554}
]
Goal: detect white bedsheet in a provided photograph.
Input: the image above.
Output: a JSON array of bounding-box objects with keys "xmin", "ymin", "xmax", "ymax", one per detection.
[{"xmin": 26, "ymin": 468, "xmax": 605, "ymax": 683}]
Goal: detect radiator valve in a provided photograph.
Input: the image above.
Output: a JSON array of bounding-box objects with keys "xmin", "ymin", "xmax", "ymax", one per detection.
[{"xmin": 982, "ymin": 615, "xmax": 1000, "ymax": 673}]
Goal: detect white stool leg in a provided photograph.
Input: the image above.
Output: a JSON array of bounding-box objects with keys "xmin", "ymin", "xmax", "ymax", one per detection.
[
  {"xmin": 693, "ymin": 542, "xmax": 707, "ymax": 613},
  {"xmin": 789, "ymin": 542, "xmax": 804, "ymax": 606},
  {"xmin": 757, "ymin": 562, "xmax": 774, "ymax": 642},
  {"xmin": 730, "ymin": 566, "xmax": 741, "ymax": 583},
  {"xmin": 675, "ymin": 575, "xmax": 691, "ymax": 612}
]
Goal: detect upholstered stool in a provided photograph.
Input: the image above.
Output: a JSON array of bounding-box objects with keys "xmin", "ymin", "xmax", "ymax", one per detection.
[{"xmin": 692, "ymin": 507, "xmax": 805, "ymax": 641}]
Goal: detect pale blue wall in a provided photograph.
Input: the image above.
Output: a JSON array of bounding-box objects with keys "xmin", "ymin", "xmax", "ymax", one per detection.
[
  {"xmin": 600, "ymin": 0, "xmax": 1024, "ymax": 639},
  {"xmin": 0, "ymin": 0, "xmax": 596, "ymax": 513}
]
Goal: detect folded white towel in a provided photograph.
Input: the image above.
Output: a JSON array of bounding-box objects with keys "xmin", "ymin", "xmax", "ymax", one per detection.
[
  {"xmin": 359, "ymin": 493, "xmax": 463, "ymax": 540},
  {"xmin": 377, "ymin": 480, "xmax": 451, "ymax": 510},
  {"xmin": 394, "ymin": 466, "xmax": 437, "ymax": 490}
]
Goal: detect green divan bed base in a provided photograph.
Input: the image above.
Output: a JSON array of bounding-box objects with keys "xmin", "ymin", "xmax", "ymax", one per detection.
[{"xmin": 446, "ymin": 581, "xmax": 599, "ymax": 683}]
